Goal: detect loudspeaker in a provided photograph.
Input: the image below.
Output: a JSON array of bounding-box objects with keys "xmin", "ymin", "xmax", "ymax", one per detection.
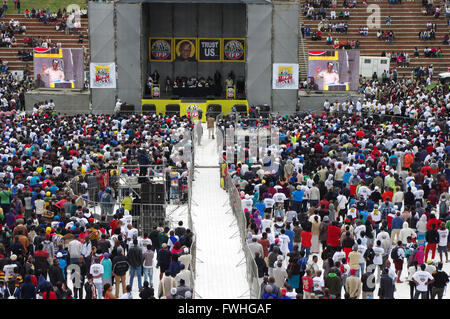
[
  {"xmin": 140, "ymin": 182, "xmax": 165, "ymax": 204},
  {"xmin": 142, "ymin": 104, "xmax": 156, "ymax": 114},
  {"xmin": 141, "ymin": 204, "xmax": 166, "ymax": 234},
  {"xmin": 152, "ymin": 183, "xmax": 165, "ymax": 204},
  {"xmin": 141, "ymin": 182, "xmax": 151, "ymax": 202},
  {"xmin": 119, "ymin": 104, "xmax": 135, "ymax": 115}
]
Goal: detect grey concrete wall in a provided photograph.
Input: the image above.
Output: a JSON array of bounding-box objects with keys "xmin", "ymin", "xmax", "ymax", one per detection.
[
  {"xmin": 298, "ymin": 93, "xmax": 363, "ymax": 114},
  {"xmin": 25, "ymin": 90, "xmax": 90, "ymax": 115},
  {"xmin": 89, "ymin": 1, "xmax": 116, "ymax": 114},
  {"xmin": 246, "ymin": 3, "xmax": 272, "ymax": 107},
  {"xmin": 117, "ymin": 2, "xmax": 143, "ymax": 111},
  {"xmin": 272, "ymin": 0, "xmax": 299, "ymax": 114}
]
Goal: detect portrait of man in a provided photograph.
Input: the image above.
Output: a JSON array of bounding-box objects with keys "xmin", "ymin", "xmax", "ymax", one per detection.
[
  {"xmin": 40, "ymin": 59, "xmax": 65, "ymax": 85},
  {"xmin": 175, "ymin": 39, "xmax": 196, "ymax": 62},
  {"xmin": 314, "ymin": 62, "xmax": 340, "ymax": 88}
]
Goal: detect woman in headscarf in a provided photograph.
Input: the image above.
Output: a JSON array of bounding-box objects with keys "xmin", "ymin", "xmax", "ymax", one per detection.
[
  {"xmin": 416, "ymin": 214, "xmax": 428, "ymax": 246},
  {"xmin": 311, "ymin": 215, "xmax": 321, "ymax": 254},
  {"xmin": 319, "ymin": 216, "xmax": 331, "ymax": 250},
  {"xmin": 328, "ymin": 203, "xmax": 336, "ymax": 222},
  {"xmin": 252, "ymin": 211, "xmax": 262, "ymax": 233}
]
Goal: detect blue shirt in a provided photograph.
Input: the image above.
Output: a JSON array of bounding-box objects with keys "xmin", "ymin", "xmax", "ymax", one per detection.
[
  {"xmin": 255, "ymin": 202, "xmax": 266, "ymax": 218},
  {"xmin": 293, "ymin": 190, "xmax": 304, "ymax": 202},
  {"xmin": 343, "ymin": 172, "xmax": 352, "ymax": 184},
  {"xmin": 359, "ymin": 210, "xmax": 370, "ymax": 223},
  {"xmin": 102, "ymin": 258, "xmax": 112, "ymax": 278},
  {"xmin": 391, "ymin": 217, "xmax": 404, "ymax": 229},
  {"xmin": 285, "ymin": 229, "xmax": 295, "ymax": 252}
]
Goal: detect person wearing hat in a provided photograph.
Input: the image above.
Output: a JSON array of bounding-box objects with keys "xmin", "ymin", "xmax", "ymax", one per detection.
[
  {"xmin": 158, "ymin": 270, "xmax": 175, "ymax": 299},
  {"xmin": 175, "ymin": 278, "xmax": 191, "ymax": 298},
  {"xmin": 314, "ymin": 62, "xmax": 340, "ymax": 90},
  {"xmin": 40, "ymin": 59, "xmax": 65, "ymax": 86}
]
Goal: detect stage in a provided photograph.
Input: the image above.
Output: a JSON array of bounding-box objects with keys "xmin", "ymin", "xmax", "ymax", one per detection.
[
  {"xmin": 25, "ymin": 89, "xmax": 91, "ymax": 114},
  {"xmin": 88, "ymin": 0, "xmax": 300, "ymax": 114}
]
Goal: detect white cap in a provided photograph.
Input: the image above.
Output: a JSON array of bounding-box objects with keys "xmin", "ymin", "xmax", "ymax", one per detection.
[{"xmin": 56, "ymin": 252, "xmax": 63, "ymax": 258}]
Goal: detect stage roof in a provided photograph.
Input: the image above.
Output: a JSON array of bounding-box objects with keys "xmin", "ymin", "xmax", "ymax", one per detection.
[{"xmin": 117, "ymin": 0, "xmax": 271, "ymax": 3}]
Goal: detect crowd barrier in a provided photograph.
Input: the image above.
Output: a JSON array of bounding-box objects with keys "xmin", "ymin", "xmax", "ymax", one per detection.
[
  {"xmin": 214, "ymin": 115, "xmax": 260, "ymax": 298},
  {"xmin": 225, "ymin": 172, "xmax": 261, "ymax": 299}
]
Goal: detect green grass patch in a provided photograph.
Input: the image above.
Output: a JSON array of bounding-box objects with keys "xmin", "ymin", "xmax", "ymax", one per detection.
[{"xmin": 6, "ymin": 0, "xmax": 87, "ymax": 14}]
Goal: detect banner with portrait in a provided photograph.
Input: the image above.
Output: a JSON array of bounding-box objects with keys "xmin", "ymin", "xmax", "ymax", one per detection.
[
  {"xmin": 149, "ymin": 38, "xmax": 173, "ymax": 62},
  {"xmin": 174, "ymin": 38, "xmax": 197, "ymax": 62},
  {"xmin": 272, "ymin": 63, "xmax": 299, "ymax": 90},
  {"xmin": 197, "ymin": 38, "xmax": 221, "ymax": 62},
  {"xmin": 223, "ymin": 39, "xmax": 245, "ymax": 62},
  {"xmin": 90, "ymin": 62, "xmax": 117, "ymax": 89}
]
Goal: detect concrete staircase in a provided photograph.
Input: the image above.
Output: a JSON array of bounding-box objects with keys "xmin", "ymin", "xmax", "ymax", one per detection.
[
  {"xmin": 300, "ymin": 0, "xmax": 450, "ymax": 79},
  {"xmin": 0, "ymin": 14, "xmax": 88, "ymax": 72}
]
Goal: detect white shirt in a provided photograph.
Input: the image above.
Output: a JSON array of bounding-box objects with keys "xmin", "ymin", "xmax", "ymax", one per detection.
[
  {"xmin": 273, "ymin": 192, "xmax": 287, "ymax": 203},
  {"xmin": 312, "ymin": 276, "xmax": 325, "ymax": 292},
  {"xmin": 332, "ymin": 251, "xmax": 346, "ymax": 264},
  {"xmin": 373, "ymin": 246, "xmax": 384, "ymax": 265},
  {"xmin": 34, "ymin": 199, "xmax": 45, "ymax": 215},
  {"xmin": 90, "ymin": 263, "xmax": 104, "ymax": 283},
  {"xmin": 242, "ymin": 198, "xmax": 253, "ymax": 212},
  {"xmin": 412, "ymin": 270, "xmax": 434, "ymax": 292},
  {"xmin": 263, "ymin": 198, "xmax": 275, "ymax": 209},
  {"xmin": 438, "ymin": 229, "xmax": 449, "ymax": 247},
  {"xmin": 357, "ymin": 244, "xmax": 367, "ymax": 263},
  {"xmin": 336, "ymin": 195, "xmax": 348, "ymax": 210},
  {"xmin": 279, "ymin": 234, "xmax": 290, "ymax": 254}
]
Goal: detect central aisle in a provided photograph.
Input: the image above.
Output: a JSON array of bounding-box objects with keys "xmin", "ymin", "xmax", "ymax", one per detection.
[{"xmin": 191, "ymin": 124, "xmax": 249, "ymax": 299}]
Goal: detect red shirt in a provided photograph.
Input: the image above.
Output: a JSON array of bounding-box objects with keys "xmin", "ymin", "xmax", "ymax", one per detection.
[
  {"xmin": 427, "ymin": 218, "xmax": 442, "ymax": 231},
  {"xmin": 382, "ymin": 191, "xmax": 393, "ymax": 202},
  {"xmin": 356, "ymin": 130, "xmax": 365, "ymax": 139},
  {"xmin": 110, "ymin": 219, "xmax": 119, "ymax": 235},
  {"xmin": 301, "ymin": 231, "xmax": 312, "ymax": 247},
  {"xmin": 41, "ymin": 291, "xmax": 57, "ymax": 299},
  {"xmin": 387, "ymin": 213, "xmax": 395, "ymax": 229},
  {"xmin": 326, "ymin": 225, "xmax": 341, "ymax": 247},
  {"xmin": 302, "ymin": 275, "xmax": 313, "ymax": 293},
  {"xmin": 421, "ymin": 166, "xmax": 431, "ymax": 176}
]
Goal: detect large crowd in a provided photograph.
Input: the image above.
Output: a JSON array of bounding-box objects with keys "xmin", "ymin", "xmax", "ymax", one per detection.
[
  {"xmin": 0, "ymin": 110, "xmax": 197, "ymax": 299},
  {"xmin": 219, "ymin": 79, "xmax": 449, "ymax": 299}
]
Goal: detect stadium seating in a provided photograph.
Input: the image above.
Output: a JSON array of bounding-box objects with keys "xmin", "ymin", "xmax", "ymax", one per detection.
[
  {"xmin": 0, "ymin": 14, "xmax": 88, "ymax": 72},
  {"xmin": 300, "ymin": 1, "xmax": 450, "ymax": 80}
]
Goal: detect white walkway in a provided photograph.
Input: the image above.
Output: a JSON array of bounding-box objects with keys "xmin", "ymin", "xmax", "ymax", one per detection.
[{"xmin": 190, "ymin": 123, "xmax": 249, "ymax": 299}]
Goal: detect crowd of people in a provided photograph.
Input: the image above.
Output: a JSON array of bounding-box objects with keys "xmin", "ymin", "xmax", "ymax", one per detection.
[
  {"xmin": 219, "ymin": 77, "xmax": 449, "ymax": 299},
  {"xmin": 0, "ymin": 108, "xmax": 200, "ymax": 299}
]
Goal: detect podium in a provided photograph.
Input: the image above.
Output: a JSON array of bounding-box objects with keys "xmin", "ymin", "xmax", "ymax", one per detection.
[
  {"xmin": 226, "ymin": 85, "xmax": 236, "ymax": 99},
  {"xmin": 151, "ymin": 84, "xmax": 160, "ymax": 98},
  {"xmin": 324, "ymin": 83, "xmax": 349, "ymax": 91},
  {"xmin": 50, "ymin": 80, "xmax": 75, "ymax": 88}
]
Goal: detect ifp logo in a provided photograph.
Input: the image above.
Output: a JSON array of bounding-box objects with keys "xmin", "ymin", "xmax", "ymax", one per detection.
[{"xmin": 186, "ymin": 104, "xmax": 200, "ymax": 118}]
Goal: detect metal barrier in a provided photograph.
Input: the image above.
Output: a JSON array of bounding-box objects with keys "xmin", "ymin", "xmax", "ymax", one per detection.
[
  {"xmin": 326, "ymin": 110, "xmax": 426, "ymax": 125},
  {"xmin": 224, "ymin": 168, "xmax": 261, "ymax": 299}
]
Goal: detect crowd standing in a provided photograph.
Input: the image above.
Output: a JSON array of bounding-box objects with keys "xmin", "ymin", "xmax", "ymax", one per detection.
[
  {"xmin": 220, "ymin": 80, "xmax": 449, "ymax": 299},
  {"xmin": 0, "ymin": 109, "xmax": 197, "ymax": 299}
]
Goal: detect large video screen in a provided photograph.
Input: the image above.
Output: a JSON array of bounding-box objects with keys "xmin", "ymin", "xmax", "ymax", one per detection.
[
  {"xmin": 307, "ymin": 50, "xmax": 359, "ymax": 91},
  {"xmin": 33, "ymin": 48, "xmax": 84, "ymax": 89}
]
